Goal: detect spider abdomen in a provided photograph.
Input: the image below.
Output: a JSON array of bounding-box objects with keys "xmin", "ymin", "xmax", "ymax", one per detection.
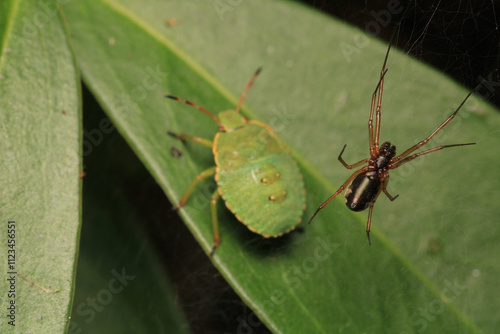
[{"xmin": 344, "ymin": 171, "xmax": 381, "ymax": 212}]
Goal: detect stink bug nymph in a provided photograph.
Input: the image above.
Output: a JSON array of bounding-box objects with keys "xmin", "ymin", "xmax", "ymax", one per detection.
[{"xmin": 167, "ymin": 68, "xmax": 306, "ymax": 255}]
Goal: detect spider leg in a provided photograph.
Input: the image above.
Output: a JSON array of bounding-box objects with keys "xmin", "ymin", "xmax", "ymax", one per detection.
[
  {"xmin": 381, "ymin": 171, "xmax": 399, "ymax": 201},
  {"xmin": 308, "ymin": 166, "xmax": 373, "ymax": 225},
  {"xmin": 338, "ymin": 144, "xmax": 370, "ymax": 169},
  {"xmin": 365, "ymin": 182, "xmax": 386, "ymax": 245},
  {"xmin": 369, "ymin": 44, "xmax": 392, "ymax": 157},
  {"xmin": 383, "ymin": 188, "xmax": 399, "ymax": 201},
  {"xmin": 368, "ymin": 69, "xmax": 387, "ymax": 159},
  {"xmin": 366, "ymin": 205, "xmax": 374, "ymax": 245},
  {"xmin": 390, "ymin": 89, "xmax": 475, "ymax": 164},
  {"xmin": 369, "ymin": 68, "xmax": 389, "ymax": 158},
  {"xmin": 389, "ymin": 143, "xmax": 475, "ymax": 169},
  {"xmin": 368, "ymin": 81, "xmax": 377, "ymax": 153}
]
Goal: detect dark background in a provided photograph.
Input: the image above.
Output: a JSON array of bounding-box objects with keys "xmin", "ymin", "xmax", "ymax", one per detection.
[{"xmin": 301, "ymin": 0, "xmax": 500, "ymax": 108}]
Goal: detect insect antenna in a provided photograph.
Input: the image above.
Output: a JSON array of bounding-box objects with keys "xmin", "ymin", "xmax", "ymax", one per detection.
[
  {"xmin": 235, "ymin": 67, "xmax": 262, "ymax": 113},
  {"xmin": 166, "ymin": 95, "xmax": 220, "ymax": 125}
]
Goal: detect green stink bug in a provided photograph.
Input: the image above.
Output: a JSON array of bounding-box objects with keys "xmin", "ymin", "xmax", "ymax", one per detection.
[{"xmin": 167, "ymin": 68, "xmax": 306, "ymax": 255}]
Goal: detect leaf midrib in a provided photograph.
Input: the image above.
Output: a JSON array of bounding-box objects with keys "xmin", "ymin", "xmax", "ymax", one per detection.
[{"xmin": 0, "ymin": 0, "xmax": 21, "ymax": 74}]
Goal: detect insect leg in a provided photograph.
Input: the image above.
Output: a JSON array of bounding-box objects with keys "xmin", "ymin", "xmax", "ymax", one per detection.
[
  {"xmin": 166, "ymin": 95, "xmax": 220, "ymax": 124},
  {"xmin": 236, "ymin": 68, "xmax": 262, "ymax": 113},
  {"xmin": 173, "ymin": 166, "xmax": 216, "ymax": 209},
  {"xmin": 168, "ymin": 131, "xmax": 213, "ymax": 148},
  {"xmin": 210, "ymin": 190, "xmax": 221, "ymax": 256}
]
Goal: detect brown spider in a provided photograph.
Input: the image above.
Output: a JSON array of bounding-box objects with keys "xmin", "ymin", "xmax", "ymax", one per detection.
[{"xmin": 308, "ymin": 44, "xmax": 476, "ymax": 245}]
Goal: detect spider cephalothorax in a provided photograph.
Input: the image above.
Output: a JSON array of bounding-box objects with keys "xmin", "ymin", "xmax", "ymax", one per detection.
[{"xmin": 374, "ymin": 141, "xmax": 396, "ymax": 169}]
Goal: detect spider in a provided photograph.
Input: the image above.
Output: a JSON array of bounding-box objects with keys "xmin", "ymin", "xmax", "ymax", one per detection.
[{"xmin": 308, "ymin": 44, "xmax": 476, "ymax": 245}]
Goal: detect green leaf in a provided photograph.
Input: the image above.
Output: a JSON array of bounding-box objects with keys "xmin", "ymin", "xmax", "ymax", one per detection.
[
  {"xmin": 62, "ymin": 0, "xmax": 500, "ymax": 332},
  {"xmin": 0, "ymin": 1, "xmax": 80, "ymax": 332}
]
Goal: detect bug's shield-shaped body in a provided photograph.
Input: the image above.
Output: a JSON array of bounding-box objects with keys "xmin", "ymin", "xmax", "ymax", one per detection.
[{"xmin": 214, "ymin": 120, "xmax": 305, "ymax": 237}]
